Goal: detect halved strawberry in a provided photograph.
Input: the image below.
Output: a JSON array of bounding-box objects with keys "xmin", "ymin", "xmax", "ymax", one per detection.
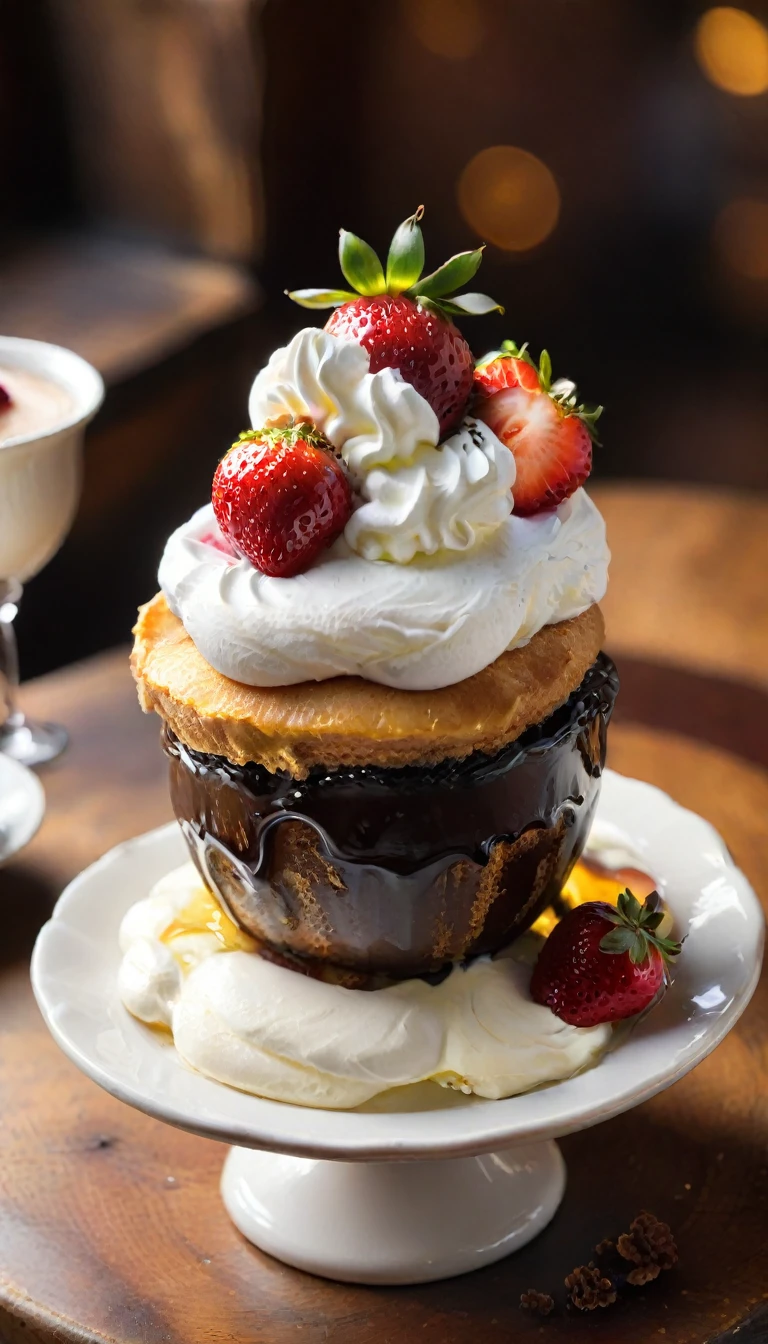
[
  {"xmin": 474, "ymin": 343, "xmax": 602, "ymax": 516},
  {"xmin": 480, "ymin": 388, "xmax": 592, "ymax": 515}
]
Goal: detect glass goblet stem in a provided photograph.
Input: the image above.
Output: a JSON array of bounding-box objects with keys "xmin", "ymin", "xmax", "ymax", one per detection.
[
  {"xmin": 0, "ymin": 579, "xmax": 22, "ymax": 725},
  {"xmin": 0, "ymin": 578, "xmax": 68, "ymax": 766}
]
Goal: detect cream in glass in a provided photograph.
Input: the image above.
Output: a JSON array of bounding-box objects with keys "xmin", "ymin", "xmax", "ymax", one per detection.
[{"xmin": 0, "ymin": 337, "xmax": 103, "ymax": 764}]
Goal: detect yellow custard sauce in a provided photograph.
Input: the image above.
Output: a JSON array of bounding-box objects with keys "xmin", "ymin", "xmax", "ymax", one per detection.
[
  {"xmin": 150, "ymin": 859, "xmax": 659, "ymax": 982},
  {"xmin": 532, "ymin": 859, "xmax": 658, "ymax": 939},
  {"xmin": 160, "ymin": 884, "xmax": 256, "ymax": 969}
]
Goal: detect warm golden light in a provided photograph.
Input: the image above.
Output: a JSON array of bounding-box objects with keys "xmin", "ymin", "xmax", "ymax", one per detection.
[
  {"xmin": 531, "ymin": 861, "xmax": 658, "ymax": 939},
  {"xmin": 404, "ymin": 0, "xmax": 486, "ymax": 60},
  {"xmin": 695, "ymin": 7, "xmax": 768, "ymax": 95},
  {"xmin": 457, "ymin": 146, "xmax": 560, "ymax": 252},
  {"xmin": 714, "ymin": 198, "xmax": 768, "ymax": 278}
]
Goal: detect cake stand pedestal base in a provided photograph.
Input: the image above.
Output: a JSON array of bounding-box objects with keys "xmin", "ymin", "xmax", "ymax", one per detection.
[{"xmin": 221, "ymin": 1140, "xmax": 566, "ymax": 1284}]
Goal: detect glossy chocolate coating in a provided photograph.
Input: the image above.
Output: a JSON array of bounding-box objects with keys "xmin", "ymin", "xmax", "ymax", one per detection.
[{"xmin": 165, "ymin": 654, "xmax": 618, "ymax": 977}]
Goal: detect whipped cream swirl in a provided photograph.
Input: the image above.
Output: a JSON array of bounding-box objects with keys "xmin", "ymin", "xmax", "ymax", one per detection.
[
  {"xmin": 159, "ymin": 487, "xmax": 609, "ymax": 690},
  {"xmin": 248, "ymin": 327, "xmax": 515, "ymax": 563},
  {"xmin": 119, "ymin": 863, "xmax": 611, "ymax": 1110},
  {"xmin": 346, "ymin": 417, "xmax": 516, "ymax": 563},
  {"xmin": 249, "ymin": 326, "xmax": 439, "ymax": 477}
]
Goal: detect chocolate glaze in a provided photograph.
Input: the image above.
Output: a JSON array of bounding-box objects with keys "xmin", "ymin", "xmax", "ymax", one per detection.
[{"xmin": 165, "ymin": 654, "xmax": 619, "ymax": 977}]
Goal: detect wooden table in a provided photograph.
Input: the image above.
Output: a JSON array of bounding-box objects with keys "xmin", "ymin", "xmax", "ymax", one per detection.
[{"xmin": 1, "ymin": 483, "xmax": 767, "ymax": 1344}]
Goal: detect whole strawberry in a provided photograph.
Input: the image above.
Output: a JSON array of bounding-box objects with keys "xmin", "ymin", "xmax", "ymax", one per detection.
[
  {"xmin": 474, "ymin": 341, "xmax": 602, "ymax": 516},
  {"xmin": 212, "ymin": 422, "xmax": 352, "ymax": 578},
  {"xmin": 288, "ymin": 206, "xmax": 503, "ymax": 438},
  {"xmin": 530, "ymin": 889, "xmax": 682, "ymax": 1027}
]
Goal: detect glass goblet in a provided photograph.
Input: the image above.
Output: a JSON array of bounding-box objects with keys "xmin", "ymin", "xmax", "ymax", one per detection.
[{"xmin": 0, "ymin": 337, "xmax": 104, "ymax": 765}]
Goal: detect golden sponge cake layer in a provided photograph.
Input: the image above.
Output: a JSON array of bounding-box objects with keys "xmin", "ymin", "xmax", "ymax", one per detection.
[{"xmin": 132, "ymin": 593, "xmax": 605, "ymax": 778}]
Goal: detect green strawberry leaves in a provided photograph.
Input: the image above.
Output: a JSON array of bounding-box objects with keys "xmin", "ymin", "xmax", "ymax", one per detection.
[
  {"xmin": 386, "ymin": 205, "xmax": 426, "ymax": 294},
  {"xmin": 231, "ymin": 422, "xmax": 328, "ymax": 451},
  {"xmin": 339, "ymin": 230, "xmax": 386, "ymax": 296},
  {"xmin": 285, "ymin": 287, "xmax": 358, "ymax": 309},
  {"xmin": 432, "ymin": 292, "xmax": 505, "ymax": 317},
  {"xmin": 408, "ymin": 246, "xmax": 484, "ymax": 300},
  {"xmin": 409, "ymin": 248, "xmax": 503, "ymax": 318},
  {"xmin": 599, "ymin": 926, "xmax": 639, "ymax": 956},
  {"xmin": 599, "ymin": 889, "xmax": 683, "ymax": 967},
  {"xmin": 287, "ymin": 206, "xmax": 503, "ymax": 318}
]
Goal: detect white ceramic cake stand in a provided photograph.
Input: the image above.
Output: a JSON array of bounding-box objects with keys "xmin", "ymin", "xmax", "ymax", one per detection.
[{"xmin": 31, "ymin": 771, "xmax": 763, "ymax": 1285}]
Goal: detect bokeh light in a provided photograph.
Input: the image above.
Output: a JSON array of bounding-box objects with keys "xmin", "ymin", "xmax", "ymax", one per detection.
[
  {"xmin": 457, "ymin": 146, "xmax": 560, "ymax": 252},
  {"xmin": 404, "ymin": 0, "xmax": 486, "ymax": 61},
  {"xmin": 714, "ymin": 198, "xmax": 768, "ymax": 279},
  {"xmin": 695, "ymin": 7, "xmax": 768, "ymax": 96}
]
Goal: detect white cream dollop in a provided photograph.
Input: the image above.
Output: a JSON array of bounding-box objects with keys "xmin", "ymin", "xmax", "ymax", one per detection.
[
  {"xmin": 159, "ymin": 487, "xmax": 608, "ymax": 690},
  {"xmin": 118, "ymin": 938, "xmax": 181, "ymax": 1029},
  {"xmin": 117, "ymin": 864, "xmax": 224, "ymax": 1026},
  {"xmin": 345, "ymin": 417, "xmax": 516, "ymax": 563},
  {"xmin": 247, "ymin": 328, "xmax": 515, "ymax": 564},
  {"xmin": 119, "ymin": 863, "xmax": 611, "ymax": 1110}
]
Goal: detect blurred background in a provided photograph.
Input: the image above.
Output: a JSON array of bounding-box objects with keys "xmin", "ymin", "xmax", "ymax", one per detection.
[{"xmin": 2, "ymin": 0, "xmax": 767, "ymax": 678}]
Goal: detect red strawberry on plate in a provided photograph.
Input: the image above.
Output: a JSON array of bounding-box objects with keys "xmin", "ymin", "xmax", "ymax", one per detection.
[
  {"xmin": 212, "ymin": 421, "xmax": 352, "ymax": 578},
  {"xmin": 474, "ymin": 341, "xmax": 602, "ymax": 516},
  {"xmin": 0, "ymin": 384, "xmax": 12, "ymax": 411},
  {"xmin": 530, "ymin": 888, "xmax": 682, "ymax": 1027},
  {"xmin": 287, "ymin": 206, "xmax": 503, "ymax": 438}
]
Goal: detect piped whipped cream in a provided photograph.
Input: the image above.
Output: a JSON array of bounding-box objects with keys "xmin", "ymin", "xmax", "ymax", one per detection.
[
  {"xmin": 119, "ymin": 863, "xmax": 611, "ymax": 1110},
  {"xmin": 346, "ymin": 417, "xmax": 515, "ymax": 563},
  {"xmin": 248, "ymin": 327, "xmax": 516, "ymax": 564},
  {"xmin": 159, "ymin": 486, "xmax": 608, "ymax": 689},
  {"xmin": 249, "ymin": 327, "xmax": 439, "ymax": 478}
]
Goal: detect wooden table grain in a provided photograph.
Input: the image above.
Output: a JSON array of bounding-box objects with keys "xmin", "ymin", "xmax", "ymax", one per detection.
[{"xmin": 1, "ymin": 482, "xmax": 767, "ymax": 1344}]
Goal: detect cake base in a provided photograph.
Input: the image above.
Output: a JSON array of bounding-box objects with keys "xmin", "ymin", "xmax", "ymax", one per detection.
[
  {"xmin": 165, "ymin": 653, "xmax": 619, "ymax": 978},
  {"xmin": 221, "ymin": 1140, "xmax": 566, "ymax": 1284}
]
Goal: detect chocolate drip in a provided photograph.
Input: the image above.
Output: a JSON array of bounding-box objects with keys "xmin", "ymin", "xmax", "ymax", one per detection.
[{"xmin": 165, "ymin": 654, "xmax": 618, "ymax": 977}]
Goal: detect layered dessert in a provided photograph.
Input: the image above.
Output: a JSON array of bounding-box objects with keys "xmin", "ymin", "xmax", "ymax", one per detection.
[{"xmin": 127, "ymin": 208, "xmax": 679, "ymax": 1105}]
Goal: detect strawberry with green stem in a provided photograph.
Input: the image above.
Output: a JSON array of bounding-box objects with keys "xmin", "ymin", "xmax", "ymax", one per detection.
[
  {"xmin": 530, "ymin": 888, "xmax": 682, "ymax": 1027},
  {"xmin": 474, "ymin": 340, "xmax": 603, "ymax": 516},
  {"xmin": 288, "ymin": 206, "xmax": 503, "ymax": 437},
  {"xmin": 212, "ymin": 422, "xmax": 352, "ymax": 579}
]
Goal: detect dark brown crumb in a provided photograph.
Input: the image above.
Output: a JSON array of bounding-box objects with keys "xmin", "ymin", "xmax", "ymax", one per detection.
[
  {"xmin": 565, "ymin": 1261, "xmax": 617, "ymax": 1311},
  {"xmin": 618, "ymin": 1210, "xmax": 678, "ymax": 1279},
  {"xmin": 627, "ymin": 1262, "xmax": 662, "ymax": 1286},
  {"xmin": 520, "ymin": 1289, "xmax": 555, "ymax": 1315},
  {"xmin": 595, "ymin": 1237, "xmax": 615, "ymax": 1256}
]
